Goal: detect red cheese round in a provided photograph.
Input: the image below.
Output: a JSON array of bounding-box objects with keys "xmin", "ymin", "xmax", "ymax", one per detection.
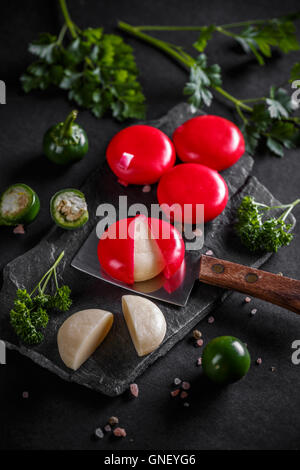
[
  {"xmin": 173, "ymin": 115, "xmax": 245, "ymax": 171},
  {"xmin": 157, "ymin": 163, "xmax": 228, "ymax": 224},
  {"xmin": 106, "ymin": 125, "xmax": 176, "ymax": 185},
  {"xmin": 97, "ymin": 216, "xmax": 185, "ymax": 284}
]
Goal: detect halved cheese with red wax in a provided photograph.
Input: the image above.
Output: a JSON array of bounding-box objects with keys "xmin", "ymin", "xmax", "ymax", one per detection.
[
  {"xmin": 97, "ymin": 215, "xmax": 185, "ymax": 284},
  {"xmin": 157, "ymin": 163, "xmax": 228, "ymax": 224},
  {"xmin": 106, "ymin": 125, "xmax": 176, "ymax": 185}
]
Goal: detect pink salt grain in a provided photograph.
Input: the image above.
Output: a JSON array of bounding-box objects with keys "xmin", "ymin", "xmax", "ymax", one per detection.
[
  {"xmin": 13, "ymin": 224, "xmax": 25, "ymax": 234},
  {"xmin": 142, "ymin": 185, "xmax": 151, "ymax": 193},
  {"xmin": 182, "ymin": 381, "xmax": 191, "ymax": 391},
  {"xmin": 197, "ymin": 357, "xmax": 202, "ymax": 366},
  {"xmin": 205, "ymin": 250, "xmax": 213, "ymax": 256},
  {"xmin": 130, "ymin": 383, "xmax": 139, "ymax": 398},
  {"xmin": 113, "ymin": 427, "xmax": 127, "ymax": 438}
]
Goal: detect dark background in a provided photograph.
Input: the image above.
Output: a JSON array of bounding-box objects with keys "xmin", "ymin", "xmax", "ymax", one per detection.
[{"xmin": 1, "ymin": 0, "xmax": 300, "ymax": 450}]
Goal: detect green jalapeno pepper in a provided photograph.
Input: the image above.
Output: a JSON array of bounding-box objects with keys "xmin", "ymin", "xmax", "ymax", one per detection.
[
  {"xmin": 202, "ymin": 336, "xmax": 251, "ymax": 384},
  {"xmin": 50, "ymin": 188, "xmax": 89, "ymax": 230},
  {"xmin": 43, "ymin": 110, "xmax": 88, "ymax": 165},
  {"xmin": 0, "ymin": 183, "xmax": 40, "ymax": 225}
]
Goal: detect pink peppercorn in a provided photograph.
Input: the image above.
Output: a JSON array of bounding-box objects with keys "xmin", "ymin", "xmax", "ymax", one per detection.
[{"xmin": 113, "ymin": 427, "xmax": 127, "ymax": 438}]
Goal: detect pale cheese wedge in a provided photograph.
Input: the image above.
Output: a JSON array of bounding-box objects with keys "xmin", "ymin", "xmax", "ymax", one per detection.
[
  {"xmin": 122, "ymin": 295, "xmax": 166, "ymax": 356},
  {"xmin": 133, "ymin": 216, "xmax": 165, "ymax": 282},
  {"xmin": 57, "ymin": 309, "xmax": 113, "ymax": 370}
]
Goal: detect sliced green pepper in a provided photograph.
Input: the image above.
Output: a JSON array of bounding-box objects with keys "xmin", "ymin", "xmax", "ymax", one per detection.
[
  {"xmin": 202, "ymin": 336, "xmax": 251, "ymax": 384},
  {"xmin": 0, "ymin": 183, "xmax": 40, "ymax": 226},
  {"xmin": 43, "ymin": 110, "xmax": 88, "ymax": 165},
  {"xmin": 50, "ymin": 188, "xmax": 89, "ymax": 230}
]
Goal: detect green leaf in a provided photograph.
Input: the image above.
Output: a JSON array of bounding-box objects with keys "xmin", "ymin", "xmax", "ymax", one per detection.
[
  {"xmin": 193, "ymin": 25, "xmax": 216, "ymax": 52},
  {"xmin": 266, "ymin": 87, "xmax": 292, "ymax": 119},
  {"xmin": 266, "ymin": 137, "xmax": 284, "ymax": 157},
  {"xmin": 28, "ymin": 33, "xmax": 59, "ymax": 64},
  {"xmin": 268, "ymin": 121, "xmax": 299, "ymax": 149},
  {"xmin": 290, "ymin": 62, "xmax": 300, "ymax": 82},
  {"xmin": 21, "ymin": 28, "xmax": 145, "ymax": 121},
  {"xmin": 240, "ymin": 124, "xmax": 260, "ymax": 155},
  {"xmin": 183, "ymin": 54, "xmax": 221, "ymax": 110},
  {"xmin": 233, "ymin": 19, "xmax": 300, "ymax": 65}
]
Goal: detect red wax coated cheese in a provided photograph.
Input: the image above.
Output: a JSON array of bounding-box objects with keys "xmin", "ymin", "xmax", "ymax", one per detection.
[
  {"xmin": 106, "ymin": 125, "xmax": 176, "ymax": 185},
  {"xmin": 157, "ymin": 163, "xmax": 228, "ymax": 224},
  {"xmin": 97, "ymin": 216, "xmax": 185, "ymax": 284},
  {"xmin": 173, "ymin": 115, "xmax": 245, "ymax": 171}
]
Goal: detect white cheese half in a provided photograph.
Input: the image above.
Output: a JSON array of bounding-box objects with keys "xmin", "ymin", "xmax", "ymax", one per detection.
[
  {"xmin": 133, "ymin": 216, "xmax": 165, "ymax": 282},
  {"xmin": 122, "ymin": 295, "xmax": 166, "ymax": 356},
  {"xmin": 57, "ymin": 309, "xmax": 113, "ymax": 370}
]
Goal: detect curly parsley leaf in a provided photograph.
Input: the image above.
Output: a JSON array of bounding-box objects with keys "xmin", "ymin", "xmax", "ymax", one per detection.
[
  {"xmin": 184, "ymin": 54, "xmax": 222, "ymax": 110},
  {"xmin": 21, "ymin": 29, "xmax": 145, "ymax": 121},
  {"xmin": 10, "ymin": 252, "xmax": 72, "ymax": 345},
  {"xmin": 235, "ymin": 196, "xmax": 298, "ymax": 253}
]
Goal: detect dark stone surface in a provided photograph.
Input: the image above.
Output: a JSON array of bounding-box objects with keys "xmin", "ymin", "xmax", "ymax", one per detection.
[{"xmin": 0, "ymin": 103, "xmax": 294, "ymax": 396}]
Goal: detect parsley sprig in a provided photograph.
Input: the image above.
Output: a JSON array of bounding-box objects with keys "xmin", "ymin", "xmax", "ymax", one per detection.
[
  {"xmin": 21, "ymin": 0, "xmax": 145, "ymax": 121},
  {"xmin": 10, "ymin": 250, "xmax": 72, "ymax": 345},
  {"xmin": 194, "ymin": 15, "xmax": 300, "ymax": 65},
  {"xmin": 235, "ymin": 196, "xmax": 300, "ymax": 252},
  {"xmin": 118, "ymin": 18, "xmax": 300, "ymax": 157}
]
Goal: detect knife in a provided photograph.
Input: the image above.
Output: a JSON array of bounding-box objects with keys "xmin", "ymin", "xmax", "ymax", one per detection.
[{"xmin": 71, "ymin": 228, "xmax": 300, "ymax": 313}]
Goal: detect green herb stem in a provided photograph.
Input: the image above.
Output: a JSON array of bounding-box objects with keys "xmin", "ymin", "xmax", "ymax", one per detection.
[
  {"xmin": 118, "ymin": 21, "xmax": 253, "ymax": 112},
  {"xmin": 30, "ymin": 251, "xmax": 65, "ymax": 296},
  {"xmin": 134, "ymin": 13, "xmax": 300, "ymax": 32},
  {"xmin": 59, "ymin": 0, "xmax": 78, "ymax": 39},
  {"xmin": 279, "ymin": 199, "xmax": 300, "ymax": 222},
  {"xmin": 118, "ymin": 21, "xmax": 194, "ymax": 68},
  {"xmin": 57, "ymin": 23, "xmax": 68, "ymax": 45}
]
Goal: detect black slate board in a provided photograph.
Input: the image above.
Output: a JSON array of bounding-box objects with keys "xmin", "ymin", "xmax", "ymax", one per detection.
[{"xmin": 0, "ymin": 103, "xmax": 295, "ymax": 396}]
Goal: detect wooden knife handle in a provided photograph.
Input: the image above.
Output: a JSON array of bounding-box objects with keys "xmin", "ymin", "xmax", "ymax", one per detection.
[{"xmin": 199, "ymin": 255, "xmax": 300, "ymax": 314}]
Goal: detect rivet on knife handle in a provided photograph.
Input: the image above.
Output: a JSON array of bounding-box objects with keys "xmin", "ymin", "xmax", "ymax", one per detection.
[{"xmin": 199, "ymin": 255, "xmax": 300, "ymax": 314}]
